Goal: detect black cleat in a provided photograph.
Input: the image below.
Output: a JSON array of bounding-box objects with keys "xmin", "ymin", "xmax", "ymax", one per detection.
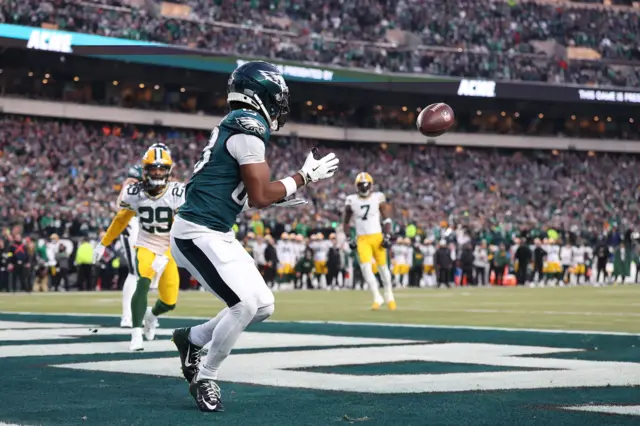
[
  {"xmin": 189, "ymin": 377, "xmax": 224, "ymax": 412},
  {"xmin": 171, "ymin": 328, "xmax": 202, "ymax": 383}
]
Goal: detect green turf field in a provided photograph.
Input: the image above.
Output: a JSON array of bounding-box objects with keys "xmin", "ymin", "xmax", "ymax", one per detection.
[
  {"xmin": 1, "ymin": 286, "xmax": 639, "ymax": 426},
  {"xmin": 1, "ymin": 286, "xmax": 639, "ymax": 332}
]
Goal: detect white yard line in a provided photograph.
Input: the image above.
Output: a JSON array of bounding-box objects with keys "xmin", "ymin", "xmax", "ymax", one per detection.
[{"xmin": 1, "ymin": 311, "xmax": 639, "ymax": 336}]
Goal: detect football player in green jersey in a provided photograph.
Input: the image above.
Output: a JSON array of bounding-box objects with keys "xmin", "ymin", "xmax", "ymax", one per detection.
[{"xmin": 170, "ymin": 61, "xmax": 339, "ymax": 412}]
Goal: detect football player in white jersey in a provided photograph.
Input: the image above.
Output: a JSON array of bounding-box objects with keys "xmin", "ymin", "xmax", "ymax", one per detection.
[
  {"xmin": 572, "ymin": 240, "xmax": 587, "ymax": 284},
  {"xmin": 422, "ymin": 239, "xmax": 436, "ymax": 287},
  {"xmin": 546, "ymin": 240, "xmax": 562, "ymax": 285},
  {"xmin": 342, "ymin": 172, "xmax": 395, "ymax": 310},
  {"xmin": 310, "ymin": 233, "xmax": 330, "ymax": 288},
  {"xmin": 560, "ymin": 242, "xmax": 573, "ymax": 285},
  {"xmin": 117, "ymin": 164, "xmax": 142, "ymax": 328},
  {"xmin": 391, "ymin": 237, "xmax": 405, "ymax": 286},
  {"xmin": 276, "ymin": 233, "xmax": 294, "ymax": 288},
  {"xmin": 94, "ymin": 146, "xmax": 186, "ymax": 351},
  {"xmin": 402, "ymin": 237, "xmax": 412, "ymax": 287}
]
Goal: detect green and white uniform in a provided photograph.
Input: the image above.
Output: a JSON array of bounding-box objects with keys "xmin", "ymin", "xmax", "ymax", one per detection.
[
  {"xmin": 177, "ymin": 109, "xmax": 271, "ymax": 233},
  {"xmin": 170, "ymin": 109, "xmax": 274, "ymax": 307}
]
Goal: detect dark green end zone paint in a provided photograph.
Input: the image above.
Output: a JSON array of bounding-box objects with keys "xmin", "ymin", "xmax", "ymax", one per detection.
[{"xmin": 0, "ymin": 313, "xmax": 639, "ymax": 426}]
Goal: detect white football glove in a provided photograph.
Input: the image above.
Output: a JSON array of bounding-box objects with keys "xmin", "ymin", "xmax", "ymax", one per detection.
[
  {"xmin": 272, "ymin": 198, "xmax": 308, "ymax": 208},
  {"xmin": 92, "ymin": 244, "xmax": 105, "ymax": 264},
  {"xmin": 299, "ymin": 151, "xmax": 339, "ymax": 184},
  {"xmin": 151, "ymin": 254, "xmax": 169, "ymax": 274}
]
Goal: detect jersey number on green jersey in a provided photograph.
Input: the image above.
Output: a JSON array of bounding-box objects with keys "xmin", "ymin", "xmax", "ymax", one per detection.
[{"xmin": 192, "ymin": 126, "xmax": 248, "ymax": 206}]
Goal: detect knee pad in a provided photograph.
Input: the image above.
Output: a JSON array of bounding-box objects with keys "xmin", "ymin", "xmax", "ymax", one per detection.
[
  {"xmin": 254, "ymin": 303, "xmax": 274, "ymax": 324},
  {"xmin": 234, "ymin": 298, "xmax": 260, "ymax": 320}
]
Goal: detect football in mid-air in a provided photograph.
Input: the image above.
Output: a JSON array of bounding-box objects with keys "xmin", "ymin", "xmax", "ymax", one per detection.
[{"xmin": 416, "ymin": 103, "xmax": 454, "ymax": 137}]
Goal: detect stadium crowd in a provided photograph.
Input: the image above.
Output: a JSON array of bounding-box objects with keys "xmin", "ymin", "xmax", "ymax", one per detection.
[
  {"xmin": 1, "ymin": 114, "xmax": 638, "ymax": 241},
  {"xmin": 0, "ymin": 113, "xmax": 638, "ymax": 292},
  {"xmin": 2, "ymin": 0, "xmax": 640, "ymax": 86}
]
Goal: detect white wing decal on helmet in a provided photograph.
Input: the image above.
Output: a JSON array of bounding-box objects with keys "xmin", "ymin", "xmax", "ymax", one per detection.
[
  {"xmin": 258, "ymin": 70, "xmax": 288, "ymax": 92},
  {"xmin": 236, "ymin": 116, "xmax": 267, "ymax": 135}
]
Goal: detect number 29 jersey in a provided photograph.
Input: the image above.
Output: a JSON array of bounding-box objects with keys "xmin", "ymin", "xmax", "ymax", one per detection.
[
  {"xmin": 345, "ymin": 192, "xmax": 386, "ymax": 237},
  {"xmin": 120, "ymin": 181, "xmax": 186, "ymax": 254}
]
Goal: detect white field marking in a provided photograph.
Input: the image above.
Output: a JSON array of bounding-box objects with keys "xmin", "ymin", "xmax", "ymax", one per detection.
[
  {"xmin": 0, "ymin": 327, "xmax": 172, "ymax": 342},
  {"xmin": 0, "ymin": 423, "xmax": 36, "ymax": 426},
  {"xmin": 0, "ymin": 321, "xmax": 97, "ymax": 330},
  {"xmin": 0, "ymin": 332, "xmax": 415, "ymax": 359},
  {"xmin": 561, "ymin": 405, "xmax": 640, "ymax": 416},
  {"xmin": 54, "ymin": 343, "xmax": 640, "ymax": 394},
  {"xmin": 2, "ymin": 312, "xmax": 639, "ymax": 336}
]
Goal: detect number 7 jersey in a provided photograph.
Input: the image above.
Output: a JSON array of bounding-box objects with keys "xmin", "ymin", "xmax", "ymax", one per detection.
[
  {"xmin": 120, "ymin": 181, "xmax": 186, "ymax": 254},
  {"xmin": 345, "ymin": 192, "xmax": 386, "ymax": 237}
]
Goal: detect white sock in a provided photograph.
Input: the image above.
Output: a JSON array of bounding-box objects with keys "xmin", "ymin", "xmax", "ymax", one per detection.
[
  {"xmin": 378, "ymin": 265, "xmax": 395, "ymax": 302},
  {"xmin": 360, "ymin": 263, "xmax": 382, "ymax": 302},
  {"xmin": 189, "ymin": 308, "xmax": 229, "ymax": 346},
  {"xmin": 198, "ymin": 300, "xmax": 274, "ymax": 381},
  {"xmin": 190, "ymin": 305, "xmax": 274, "ymax": 347},
  {"xmin": 121, "ymin": 274, "xmax": 136, "ymax": 319}
]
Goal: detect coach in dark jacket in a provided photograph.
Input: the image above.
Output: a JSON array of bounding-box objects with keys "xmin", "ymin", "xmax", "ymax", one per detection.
[
  {"xmin": 434, "ymin": 240, "xmax": 452, "ymax": 288},
  {"xmin": 514, "ymin": 240, "xmax": 532, "ymax": 285},
  {"xmin": 263, "ymin": 236, "xmax": 278, "ymax": 289},
  {"xmin": 459, "ymin": 244, "xmax": 474, "ymax": 286}
]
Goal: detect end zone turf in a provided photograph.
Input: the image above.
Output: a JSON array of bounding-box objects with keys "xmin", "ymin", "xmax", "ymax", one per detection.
[{"xmin": 0, "ymin": 312, "xmax": 639, "ymax": 425}]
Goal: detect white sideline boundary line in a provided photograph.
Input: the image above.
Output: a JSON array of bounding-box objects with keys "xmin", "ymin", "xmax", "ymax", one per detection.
[{"xmin": 1, "ymin": 311, "xmax": 638, "ymax": 336}]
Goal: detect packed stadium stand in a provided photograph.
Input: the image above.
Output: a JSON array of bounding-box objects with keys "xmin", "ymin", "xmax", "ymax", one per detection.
[
  {"xmin": 0, "ymin": 0, "xmax": 639, "ymax": 293},
  {"xmin": 2, "ymin": 0, "xmax": 640, "ymax": 85}
]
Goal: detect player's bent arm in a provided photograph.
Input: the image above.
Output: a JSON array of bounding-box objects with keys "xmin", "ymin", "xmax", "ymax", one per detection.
[
  {"xmin": 380, "ymin": 202, "xmax": 393, "ymax": 234},
  {"xmin": 116, "ymin": 178, "xmax": 139, "ymax": 207},
  {"xmin": 240, "ymin": 163, "xmax": 305, "ymax": 208},
  {"xmin": 342, "ymin": 205, "xmax": 353, "ymax": 234},
  {"xmin": 100, "ymin": 209, "xmax": 136, "ymax": 247},
  {"xmin": 228, "ymin": 133, "xmax": 305, "ymax": 208}
]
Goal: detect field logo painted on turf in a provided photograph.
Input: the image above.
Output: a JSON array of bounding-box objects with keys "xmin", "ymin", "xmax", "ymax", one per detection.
[{"xmin": 2, "ymin": 319, "xmax": 640, "ymax": 395}]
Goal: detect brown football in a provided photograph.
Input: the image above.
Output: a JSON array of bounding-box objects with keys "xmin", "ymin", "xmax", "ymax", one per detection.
[{"xmin": 416, "ymin": 103, "xmax": 455, "ymax": 137}]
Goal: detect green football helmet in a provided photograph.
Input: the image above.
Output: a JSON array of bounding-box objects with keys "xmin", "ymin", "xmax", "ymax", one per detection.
[
  {"xmin": 227, "ymin": 61, "xmax": 290, "ymax": 131},
  {"xmin": 127, "ymin": 164, "xmax": 143, "ymax": 180}
]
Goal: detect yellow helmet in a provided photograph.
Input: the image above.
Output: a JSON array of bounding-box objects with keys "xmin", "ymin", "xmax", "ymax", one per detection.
[
  {"xmin": 355, "ymin": 172, "xmax": 373, "ymax": 197},
  {"xmin": 141, "ymin": 146, "xmax": 173, "ymax": 190}
]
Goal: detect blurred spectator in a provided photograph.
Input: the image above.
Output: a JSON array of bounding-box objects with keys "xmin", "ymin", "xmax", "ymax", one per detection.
[{"xmin": 2, "ymin": 0, "xmax": 640, "ymax": 84}]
